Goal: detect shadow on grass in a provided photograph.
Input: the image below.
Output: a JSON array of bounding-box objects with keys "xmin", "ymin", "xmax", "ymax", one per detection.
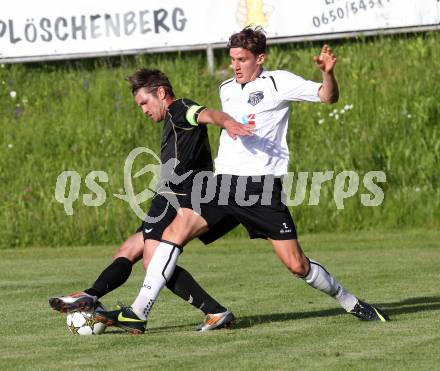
[
  {"xmin": 234, "ymin": 296, "xmax": 440, "ymax": 329},
  {"xmin": 378, "ymin": 295, "xmax": 440, "ymax": 316},
  {"xmin": 235, "ymin": 308, "xmax": 344, "ymax": 329},
  {"xmin": 102, "ymin": 323, "xmax": 194, "ymax": 335},
  {"xmin": 100, "ymin": 296, "xmax": 440, "ymax": 334}
]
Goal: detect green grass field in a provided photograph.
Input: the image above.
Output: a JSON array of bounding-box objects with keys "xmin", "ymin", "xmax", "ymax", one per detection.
[{"xmin": 1, "ymin": 230, "xmax": 439, "ymax": 370}]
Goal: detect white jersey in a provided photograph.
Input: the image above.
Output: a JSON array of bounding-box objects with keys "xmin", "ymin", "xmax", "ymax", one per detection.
[{"xmin": 215, "ymin": 69, "xmax": 322, "ymax": 176}]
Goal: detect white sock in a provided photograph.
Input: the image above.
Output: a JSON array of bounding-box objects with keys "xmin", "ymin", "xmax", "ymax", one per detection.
[
  {"xmin": 131, "ymin": 241, "xmax": 181, "ymax": 320},
  {"xmin": 304, "ymin": 259, "xmax": 358, "ymax": 312},
  {"xmin": 334, "ymin": 286, "xmax": 358, "ymax": 312}
]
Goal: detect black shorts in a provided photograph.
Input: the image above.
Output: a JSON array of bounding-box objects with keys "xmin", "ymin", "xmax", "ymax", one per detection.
[
  {"xmin": 136, "ymin": 193, "xmax": 239, "ymax": 244},
  {"xmin": 198, "ymin": 175, "xmax": 297, "ymax": 240}
]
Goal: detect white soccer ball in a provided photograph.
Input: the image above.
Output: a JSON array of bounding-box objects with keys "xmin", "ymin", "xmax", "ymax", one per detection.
[{"xmin": 66, "ymin": 303, "xmax": 107, "ymax": 335}]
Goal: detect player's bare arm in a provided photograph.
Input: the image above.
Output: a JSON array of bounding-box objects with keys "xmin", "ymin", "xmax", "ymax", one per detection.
[
  {"xmin": 315, "ymin": 44, "xmax": 339, "ymax": 104},
  {"xmin": 198, "ymin": 108, "xmax": 254, "ymax": 140}
]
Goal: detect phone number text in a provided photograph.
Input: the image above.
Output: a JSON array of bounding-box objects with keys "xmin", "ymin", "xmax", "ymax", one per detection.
[{"xmin": 312, "ymin": 0, "xmax": 391, "ymax": 28}]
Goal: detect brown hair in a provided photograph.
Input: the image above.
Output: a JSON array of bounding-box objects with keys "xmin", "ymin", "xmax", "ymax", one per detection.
[
  {"xmin": 127, "ymin": 68, "xmax": 174, "ymax": 97},
  {"xmin": 227, "ymin": 26, "xmax": 266, "ymax": 55}
]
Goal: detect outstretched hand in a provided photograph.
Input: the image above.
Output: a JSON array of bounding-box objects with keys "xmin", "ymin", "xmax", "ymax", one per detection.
[
  {"xmin": 224, "ymin": 120, "xmax": 254, "ymax": 140},
  {"xmin": 314, "ymin": 44, "xmax": 337, "ymax": 73}
]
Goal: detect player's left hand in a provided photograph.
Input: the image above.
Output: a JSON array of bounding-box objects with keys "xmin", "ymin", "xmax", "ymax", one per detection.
[
  {"xmin": 314, "ymin": 44, "xmax": 337, "ymax": 73},
  {"xmin": 224, "ymin": 121, "xmax": 254, "ymax": 140}
]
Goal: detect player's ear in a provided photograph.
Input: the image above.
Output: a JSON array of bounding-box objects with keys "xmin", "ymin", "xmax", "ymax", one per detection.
[
  {"xmin": 256, "ymin": 53, "xmax": 265, "ymax": 65},
  {"xmin": 157, "ymin": 86, "xmax": 166, "ymax": 100}
]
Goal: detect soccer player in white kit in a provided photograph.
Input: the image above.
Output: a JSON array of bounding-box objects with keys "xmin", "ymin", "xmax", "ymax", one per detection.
[{"xmin": 97, "ymin": 27, "xmax": 389, "ymax": 333}]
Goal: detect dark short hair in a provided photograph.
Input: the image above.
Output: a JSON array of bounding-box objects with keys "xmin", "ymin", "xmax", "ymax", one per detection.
[
  {"xmin": 127, "ymin": 68, "xmax": 174, "ymax": 97},
  {"xmin": 227, "ymin": 26, "xmax": 266, "ymax": 55}
]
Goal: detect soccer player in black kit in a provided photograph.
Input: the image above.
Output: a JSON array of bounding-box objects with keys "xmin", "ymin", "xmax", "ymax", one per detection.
[{"xmin": 49, "ymin": 68, "xmax": 251, "ymax": 333}]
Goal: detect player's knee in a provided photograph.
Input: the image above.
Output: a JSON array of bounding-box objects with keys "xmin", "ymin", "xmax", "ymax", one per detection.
[
  {"xmin": 285, "ymin": 259, "xmax": 309, "ymax": 277},
  {"xmin": 114, "ymin": 241, "xmax": 143, "ymax": 263},
  {"xmin": 162, "ymin": 210, "xmax": 198, "ymax": 243},
  {"xmin": 162, "ymin": 222, "xmax": 187, "ymax": 244}
]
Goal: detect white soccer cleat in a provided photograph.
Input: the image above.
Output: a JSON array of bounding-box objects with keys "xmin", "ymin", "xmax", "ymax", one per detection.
[
  {"xmin": 49, "ymin": 291, "xmax": 98, "ymax": 313},
  {"xmin": 196, "ymin": 310, "xmax": 236, "ymax": 332}
]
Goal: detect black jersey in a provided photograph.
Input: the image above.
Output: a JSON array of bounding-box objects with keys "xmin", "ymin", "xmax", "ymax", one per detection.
[{"xmin": 159, "ymin": 98, "xmax": 213, "ymax": 193}]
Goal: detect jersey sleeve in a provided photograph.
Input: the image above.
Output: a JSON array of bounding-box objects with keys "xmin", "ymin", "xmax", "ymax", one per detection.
[
  {"xmin": 219, "ymin": 78, "xmax": 234, "ymax": 106},
  {"xmin": 274, "ymin": 70, "xmax": 322, "ymax": 103},
  {"xmin": 169, "ymin": 98, "xmax": 207, "ymax": 128}
]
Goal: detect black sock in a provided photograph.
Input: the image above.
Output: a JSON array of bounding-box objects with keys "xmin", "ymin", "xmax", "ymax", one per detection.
[
  {"xmin": 166, "ymin": 265, "xmax": 226, "ymax": 315},
  {"xmin": 84, "ymin": 257, "xmax": 133, "ymax": 298}
]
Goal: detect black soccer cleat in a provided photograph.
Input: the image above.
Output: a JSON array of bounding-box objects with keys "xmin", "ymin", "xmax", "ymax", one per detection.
[
  {"xmin": 49, "ymin": 291, "xmax": 98, "ymax": 313},
  {"xmin": 95, "ymin": 304, "xmax": 146, "ymax": 335},
  {"xmin": 349, "ymin": 300, "xmax": 390, "ymax": 322}
]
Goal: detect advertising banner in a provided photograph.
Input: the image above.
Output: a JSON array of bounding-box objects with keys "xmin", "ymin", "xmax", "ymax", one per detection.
[{"xmin": 1, "ymin": 0, "xmax": 439, "ymax": 62}]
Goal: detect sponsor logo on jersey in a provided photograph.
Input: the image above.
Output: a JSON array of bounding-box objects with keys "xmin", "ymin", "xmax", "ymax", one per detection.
[
  {"xmin": 241, "ymin": 113, "xmax": 256, "ymax": 126},
  {"xmin": 248, "ymin": 91, "xmax": 264, "ymax": 106}
]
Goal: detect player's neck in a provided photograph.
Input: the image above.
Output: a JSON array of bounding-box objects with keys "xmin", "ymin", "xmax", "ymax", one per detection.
[
  {"xmin": 245, "ymin": 67, "xmax": 264, "ymax": 83},
  {"xmin": 163, "ymin": 96, "xmax": 176, "ymax": 110}
]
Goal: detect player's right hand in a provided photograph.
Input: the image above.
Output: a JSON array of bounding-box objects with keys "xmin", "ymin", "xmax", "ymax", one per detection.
[
  {"xmin": 314, "ymin": 44, "xmax": 337, "ymax": 73},
  {"xmin": 224, "ymin": 120, "xmax": 254, "ymax": 140}
]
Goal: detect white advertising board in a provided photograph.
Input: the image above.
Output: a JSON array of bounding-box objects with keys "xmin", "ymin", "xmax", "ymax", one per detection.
[{"xmin": 1, "ymin": 0, "xmax": 439, "ymax": 62}]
